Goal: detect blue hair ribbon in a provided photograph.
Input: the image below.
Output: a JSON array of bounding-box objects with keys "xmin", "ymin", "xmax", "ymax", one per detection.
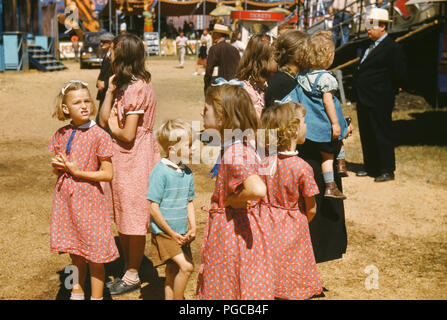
[{"xmin": 211, "ymin": 77, "xmax": 245, "ymax": 87}]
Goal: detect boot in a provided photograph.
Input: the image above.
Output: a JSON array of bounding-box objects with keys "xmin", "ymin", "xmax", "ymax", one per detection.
[
  {"xmin": 337, "ymin": 159, "xmax": 348, "ymax": 177},
  {"xmin": 324, "ymin": 182, "xmax": 347, "ymax": 200}
]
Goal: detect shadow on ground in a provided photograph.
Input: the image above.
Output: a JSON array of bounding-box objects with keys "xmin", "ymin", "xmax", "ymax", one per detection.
[
  {"xmin": 55, "ymin": 236, "xmax": 165, "ymax": 300},
  {"xmin": 394, "ymin": 111, "xmax": 447, "ymax": 147}
]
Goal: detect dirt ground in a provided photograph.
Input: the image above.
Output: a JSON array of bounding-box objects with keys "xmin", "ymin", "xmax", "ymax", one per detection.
[{"xmin": 0, "ymin": 58, "xmax": 446, "ymax": 300}]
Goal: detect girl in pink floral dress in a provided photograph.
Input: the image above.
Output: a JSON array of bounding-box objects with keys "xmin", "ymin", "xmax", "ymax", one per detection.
[
  {"xmin": 99, "ymin": 33, "xmax": 160, "ymax": 296},
  {"xmin": 260, "ymin": 102, "xmax": 323, "ymax": 300},
  {"xmin": 235, "ymin": 34, "xmax": 277, "ymax": 118},
  {"xmin": 197, "ymin": 81, "xmax": 275, "ymax": 300},
  {"xmin": 50, "ymin": 80, "xmax": 119, "ymax": 300}
]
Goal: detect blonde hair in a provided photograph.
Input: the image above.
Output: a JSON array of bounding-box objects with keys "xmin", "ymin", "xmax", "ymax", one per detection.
[
  {"xmin": 274, "ymin": 29, "xmax": 309, "ymax": 68},
  {"xmin": 261, "ymin": 102, "xmax": 306, "ymax": 152},
  {"xmin": 156, "ymin": 119, "xmax": 194, "ymax": 156},
  {"xmin": 205, "ymin": 84, "xmax": 259, "ymax": 139},
  {"xmin": 53, "ymin": 82, "xmax": 96, "ymax": 121},
  {"xmin": 301, "ymin": 31, "xmax": 335, "ymax": 70}
]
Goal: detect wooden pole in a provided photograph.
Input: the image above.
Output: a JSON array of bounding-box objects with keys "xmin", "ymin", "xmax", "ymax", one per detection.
[
  {"xmin": 395, "ymin": 20, "xmax": 438, "ymax": 42},
  {"xmin": 12, "ymin": 0, "xmax": 18, "ymax": 31},
  {"xmin": 109, "ymin": 0, "xmax": 112, "ymax": 32}
]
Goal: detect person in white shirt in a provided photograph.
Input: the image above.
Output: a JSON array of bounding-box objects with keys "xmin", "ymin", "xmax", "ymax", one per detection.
[
  {"xmin": 194, "ymin": 29, "xmax": 211, "ymax": 76},
  {"xmin": 176, "ymin": 32, "xmax": 188, "ymax": 68},
  {"xmin": 329, "ymin": 0, "xmax": 358, "ymax": 47},
  {"xmin": 231, "ymin": 30, "xmax": 246, "ymax": 57}
]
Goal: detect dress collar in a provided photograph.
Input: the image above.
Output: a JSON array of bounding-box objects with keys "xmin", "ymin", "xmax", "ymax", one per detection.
[
  {"xmin": 161, "ymin": 158, "xmax": 185, "ymax": 173},
  {"xmin": 71, "ymin": 120, "xmax": 96, "ymax": 129}
]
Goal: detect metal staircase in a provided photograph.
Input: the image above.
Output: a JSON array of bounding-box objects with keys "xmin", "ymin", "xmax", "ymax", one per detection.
[{"xmin": 28, "ymin": 43, "xmax": 67, "ymax": 72}]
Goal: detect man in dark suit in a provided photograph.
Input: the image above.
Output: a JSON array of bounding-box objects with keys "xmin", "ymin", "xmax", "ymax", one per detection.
[
  {"xmin": 96, "ymin": 33, "xmax": 114, "ymax": 123},
  {"xmin": 204, "ymin": 23, "xmax": 241, "ymax": 94},
  {"xmin": 353, "ymin": 8, "xmax": 406, "ymax": 182}
]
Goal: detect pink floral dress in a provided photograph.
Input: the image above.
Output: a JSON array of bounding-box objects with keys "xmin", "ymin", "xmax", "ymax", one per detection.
[
  {"xmin": 242, "ymin": 80, "xmax": 266, "ymax": 118},
  {"xmin": 196, "ymin": 141, "xmax": 275, "ymax": 300},
  {"xmin": 49, "ymin": 122, "xmax": 119, "ymax": 263},
  {"xmin": 261, "ymin": 153, "xmax": 322, "ymax": 299},
  {"xmin": 110, "ymin": 79, "xmax": 160, "ymax": 235}
]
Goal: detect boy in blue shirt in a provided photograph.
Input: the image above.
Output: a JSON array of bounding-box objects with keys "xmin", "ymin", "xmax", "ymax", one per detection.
[{"xmin": 147, "ymin": 119, "xmax": 197, "ymax": 300}]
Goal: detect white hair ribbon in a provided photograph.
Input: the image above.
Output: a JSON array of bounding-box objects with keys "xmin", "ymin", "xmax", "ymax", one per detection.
[{"xmin": 61, "ymin": 80, "xmax": 89, "ymax": 97}]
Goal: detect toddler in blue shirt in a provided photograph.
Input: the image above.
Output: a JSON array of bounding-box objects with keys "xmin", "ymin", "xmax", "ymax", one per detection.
[{"xmin": 147, "ymin": 119, "xmax": 197, "ymax": 300}]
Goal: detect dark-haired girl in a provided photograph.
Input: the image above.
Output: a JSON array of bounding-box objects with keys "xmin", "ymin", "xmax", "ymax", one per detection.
[
  {"xmin": 99, "ymin": 33, "xmax": 161, "ymax": 296},
  {"xmin": 235, "ymin": 33, "xmax": 277, "ymax": 118}
]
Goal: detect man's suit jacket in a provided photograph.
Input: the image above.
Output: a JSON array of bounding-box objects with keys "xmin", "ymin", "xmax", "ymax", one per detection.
[
  {"xmin": 353, "ymin": 35, "xmax": 406, "ymax": 109},
  {"xmin": 204, "ymin": 40, "xmax": 241, "ymax": 93},
  {"xmin": 96, "ymin": 55, "xmax": 113, "ymax": 103}
]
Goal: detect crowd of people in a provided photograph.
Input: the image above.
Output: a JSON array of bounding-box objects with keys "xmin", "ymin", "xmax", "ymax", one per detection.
[{"xmin": 48, "ymin": 7, "xmax": 405, "ymax": 300}]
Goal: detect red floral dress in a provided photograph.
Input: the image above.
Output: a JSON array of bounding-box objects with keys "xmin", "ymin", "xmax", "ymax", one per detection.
[
  {"xmin": 196, "ymin": 141, "xmax": 275, "ymax": 300},
  {"xmin": 49, "ymin": 122, "xmax": 119, "ymax": 263},
  {"xmin": 109, "ymin": 79, "xmax": 160, "ymax": 235},
  {"xmin": 261, "ymin": 153, "xmax": 322, "ymax": 299}
]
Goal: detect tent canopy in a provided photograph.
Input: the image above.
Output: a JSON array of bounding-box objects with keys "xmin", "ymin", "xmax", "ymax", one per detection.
[
  {"xmin": 406, "ymin": 0, "xmax": 446, "ymax": 4},
  {"xmin": 101, "ymin": 0, "xmax": 295, "ymax": 17}
]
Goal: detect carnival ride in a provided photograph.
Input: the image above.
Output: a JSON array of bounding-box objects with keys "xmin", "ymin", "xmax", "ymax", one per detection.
[{"xmin": 2, "ymin": 0, "xmax": 445, "ymax": 104}]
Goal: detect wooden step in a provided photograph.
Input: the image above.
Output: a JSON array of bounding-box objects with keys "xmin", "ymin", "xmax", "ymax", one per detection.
[{"xmin": 46, "ymin": 65, "xmax": 65, "ymax": 71}]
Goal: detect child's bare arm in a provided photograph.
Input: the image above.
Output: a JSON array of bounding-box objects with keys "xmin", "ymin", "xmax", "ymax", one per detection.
[
  {"xmin": 185, "ymin": 201, "xmax": 196, "ymax": 243},
  {"xmin": 322, "ymin": 91, "xmax": 341, "ymax": 139},
  {"xmin": 107, "ymin": 111, "xmax": 140, "ymax": 143},
  {"xmin": 149, "ymin": 201, "xmax": 186, "ymax": 245},
  {"xmin": 304, "ymin": 196, "xmax": 317, "ymax": 222},
  {"xmin": 224, "ymin": 174, "xmax": 267, "ymax": 209},
  {"xmin": 99, "ymin": 75, "xmax": 116, "ymax": 128}
]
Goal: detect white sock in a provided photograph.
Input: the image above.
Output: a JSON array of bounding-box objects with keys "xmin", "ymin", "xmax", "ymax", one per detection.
[
  {"xmin": 70, "ymin": 292, "xmax": 85, "ymax": 300},
  {"xmin": 90, "ymin": 296, "xmax": 103, "ymax": 300},
  {"xmin": 122, "ymin": 270, "xmax": 140, "ymax": 285}
]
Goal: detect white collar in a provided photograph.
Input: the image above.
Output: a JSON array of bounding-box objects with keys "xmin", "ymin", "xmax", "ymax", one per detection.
[
  {"xmin": 222, "ymin": 138, "xmax": 257, "ymax": 150},
  {"xmin": 375, "ymin": 33, "xmax": 388, "ymax": 46},
  {"xmin": 278, "ymin": 150, "xmax": 298, "ymax": 156},
  {"xmin": 161, "ymin": 158, "xmax": 185, "ymax": 173},
  {"xmin": 219, "ymin": 138, "xmax": 260, "ymax": 162},
  {"xmin": 264, "ymin": 151, "xmax": 298, "ymax": 176},
  {"xmin": 71, "ymin": 120, "xmax": 96, "ymax": 129},
  {"xmin": 222, "ymin": 138, "xmax": 243, "ymax": 149}
]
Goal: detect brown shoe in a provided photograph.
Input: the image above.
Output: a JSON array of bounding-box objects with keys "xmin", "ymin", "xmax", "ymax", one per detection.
[
  {"xmin": 324, "ymin": 182, "xmax": 347, "ymax": 200},
  {"xmin": 337, "ymin": 159, "xmax": 348, "ymax": 177}
]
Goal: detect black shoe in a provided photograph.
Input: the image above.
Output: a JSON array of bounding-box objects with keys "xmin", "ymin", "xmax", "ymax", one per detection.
[
  {"xmin": 356, "ymin": 170, "xmax": 368, "ymax": 177},
  {"xmin": 374, "ymin": 172, "xmax": 395, "ymax": 182},
  {"xmin": 109, "ymin": 279, "xmax": 141, "ymax": 296},
  {"xmin": 105, "ymin": 277, "xmax": 121, "ymax": 289}
]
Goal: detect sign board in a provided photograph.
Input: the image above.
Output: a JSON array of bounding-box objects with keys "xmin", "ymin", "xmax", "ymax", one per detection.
[
  {"xmin": 144, "ymin": 32, "xmax": 160, "ymax": 55},
  {"xmin": 59, "ymin": 41, "xmax": 84, "ymax": 59},
  {"xmin": 232, "ymin": 11, "xmax": 285, "ymax": 22}
]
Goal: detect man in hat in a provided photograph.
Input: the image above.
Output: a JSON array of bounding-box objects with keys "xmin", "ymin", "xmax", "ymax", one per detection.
[
  {"xmin": 353, "ymin": 8, "xmax": 406, "ymax": 182},
  {"xmin": 96, "ymin": 32, "xmax": 115, "ymax": 123},
  {"xmin": 204, "ymin": 23, "xmax": 241, "ymax": 94}
]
